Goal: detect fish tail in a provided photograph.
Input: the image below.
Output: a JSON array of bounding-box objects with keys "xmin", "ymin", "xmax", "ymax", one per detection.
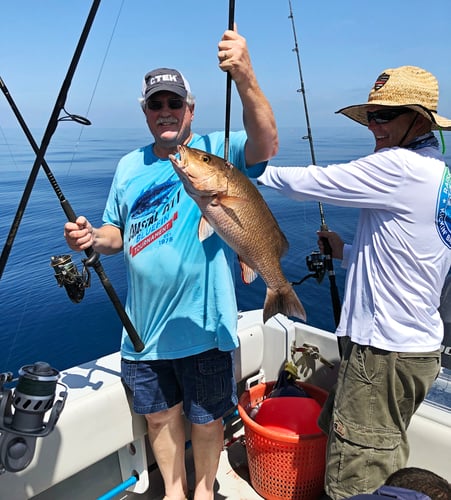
[{"xmin": 263, "ymin": 285, "xmax": 307, "ymax": 323}]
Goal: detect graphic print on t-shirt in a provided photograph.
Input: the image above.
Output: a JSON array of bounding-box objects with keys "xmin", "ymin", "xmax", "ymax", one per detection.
[
  {"xmin": 436, "ymin": 166, "xmax": 451, "ymax": 249},
  {"xmin": 128, "ymin": 179, "xmax": 182, "ymax": 257}
]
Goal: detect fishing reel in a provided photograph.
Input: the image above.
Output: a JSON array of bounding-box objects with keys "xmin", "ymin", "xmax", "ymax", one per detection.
[
  {"xmin": 306, "ymin": 250, "xmax": 326, "ymax": 284},
  {"xmin": 0, "ymin": 362, "xmax": 67, "ymax": 474},
  {"xmin": 292, "ymin": 250, "xmax": 326, "ymax": 287},
  {"xmin": 50, "ymin": 254, "xmax": 91, "ymax": 303}
]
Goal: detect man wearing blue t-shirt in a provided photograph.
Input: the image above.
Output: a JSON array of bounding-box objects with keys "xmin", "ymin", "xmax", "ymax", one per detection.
[{"xmin": 64, "ymin": 27, "xmax": 277, "ymax": 500}]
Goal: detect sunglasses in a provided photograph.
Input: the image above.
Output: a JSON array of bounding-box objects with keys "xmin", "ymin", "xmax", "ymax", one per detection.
[
  {"xmin": 146, "ymin": 98, "xmax": 185, "ymax": 111},
  {"xmin": 366, "ymin": 107, "xmax": 411, "ymax": 124}
]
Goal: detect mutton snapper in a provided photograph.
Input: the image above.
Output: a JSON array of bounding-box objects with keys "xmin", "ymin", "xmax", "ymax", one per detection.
[{"xmin": 169, "ymin": 145, "xmax": 306, "ymax": 324}]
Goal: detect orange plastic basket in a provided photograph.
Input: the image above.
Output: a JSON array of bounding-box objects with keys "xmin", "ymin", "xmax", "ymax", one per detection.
[{"xmin": 238, "ymin": 381, "xmax": 328, "ymax": 500}]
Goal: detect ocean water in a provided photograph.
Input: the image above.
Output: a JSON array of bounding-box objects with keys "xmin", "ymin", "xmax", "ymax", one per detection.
[{"xmin": 0, "ymin": 125, "xmax": 449, "ymax": 387}]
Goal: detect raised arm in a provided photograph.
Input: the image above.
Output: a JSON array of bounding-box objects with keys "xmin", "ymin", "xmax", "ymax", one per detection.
[{"xmin": 218, "ymin": 27, "xmax": 278, "ymax": 165}]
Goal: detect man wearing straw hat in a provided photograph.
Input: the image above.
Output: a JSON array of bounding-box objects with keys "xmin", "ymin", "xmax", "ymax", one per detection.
[{"xmin": 258, "ymin": 65, "xmax": 451, "ymax": 498}]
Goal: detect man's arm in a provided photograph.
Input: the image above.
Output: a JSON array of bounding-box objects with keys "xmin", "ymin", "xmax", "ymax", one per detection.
[{"xmin": 218, "ymin": 27, "xmax": 278, "ymax": 166}]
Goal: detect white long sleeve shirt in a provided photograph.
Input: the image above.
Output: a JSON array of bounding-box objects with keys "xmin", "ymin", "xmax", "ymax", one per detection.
[{"xmin": 258, "ymin": 145, "xmax": 451, "ymax": 352}]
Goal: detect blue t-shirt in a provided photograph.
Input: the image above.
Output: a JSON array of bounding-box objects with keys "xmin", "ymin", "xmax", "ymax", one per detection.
[{"xmin": 103, "ymin": 131, "xmax": 266, "ymax": 360}]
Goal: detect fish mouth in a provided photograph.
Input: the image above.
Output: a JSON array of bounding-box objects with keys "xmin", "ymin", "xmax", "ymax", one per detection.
[
  {"xmin": 168, "ymin": 146, "xmax": 201, "ymax": 195},
  {"xmin": 168, "ymin": 145, "xmax": 188, "ymax": 171},
  {"xmin": 168, "ymin": 146, "xmax": 184, "ymax": 170},
  {"xmin": 176, "ymin": 145, "xmax": 188, "ymax": 165}
]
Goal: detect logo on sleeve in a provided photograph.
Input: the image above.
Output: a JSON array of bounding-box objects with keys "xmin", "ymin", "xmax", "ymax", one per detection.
[{"xmin": 436, "ymin": 167, "xmax": 451, "ymax": 249}]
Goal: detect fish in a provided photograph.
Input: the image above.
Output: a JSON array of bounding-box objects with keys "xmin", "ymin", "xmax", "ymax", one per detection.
[{"xmin": 168, "ymin": 145, "xmax": 306, "ymax": 324}]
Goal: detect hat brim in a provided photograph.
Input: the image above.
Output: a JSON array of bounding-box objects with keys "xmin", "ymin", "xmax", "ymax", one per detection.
[
  {"xmin": 145, "ymin": 84, "xmax": 187, "ymax": 100},
  {"xmin": 336, "ymin": 103, "xmax": 451, "ymax": 131}
]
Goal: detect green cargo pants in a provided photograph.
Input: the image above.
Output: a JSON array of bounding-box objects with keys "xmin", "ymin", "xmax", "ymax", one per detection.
[{"xmin": 318, "ymin": 337, "xmax": 440, "ymax": 499}]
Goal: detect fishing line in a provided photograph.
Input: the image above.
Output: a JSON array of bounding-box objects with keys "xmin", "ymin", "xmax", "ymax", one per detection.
[
  {"xmin": 2, "ymin": 282, "xmax": 33, "ymax": 371},
  {"xmin": 287, "ymin": 0, "xmax": 341, "ymax": 327},
  {"xmin": 0, "ymin": 129, "xmax": 38, "ymax": 369},
  {"xmin": 0, "ymin": 125, "xmax": 19, "ymax": 171},
  {"xmin": 66, "ymin": 0, "xmax": 126, "ymax": 175}
]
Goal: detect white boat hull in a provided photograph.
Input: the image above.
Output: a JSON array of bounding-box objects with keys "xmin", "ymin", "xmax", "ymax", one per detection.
[{"xmin": 1, "ymin": 311, "xmax": 450, "ymax": 499}]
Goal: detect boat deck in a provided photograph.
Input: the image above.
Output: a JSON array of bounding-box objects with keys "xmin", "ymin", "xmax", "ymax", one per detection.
[
  {"xmin": 141, "ymin": 435, "xmax": 265, "ymax": 500},
  {"xmin": 124, "ymin": 419, "xmax": 328, "ymax": 500}
]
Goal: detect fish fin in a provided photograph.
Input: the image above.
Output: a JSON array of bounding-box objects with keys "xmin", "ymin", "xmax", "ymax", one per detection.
[
  {"xmin": 263, "ymin": 284, "xmax": 307, "ymax": 324},
  {"xmin": 239, "ymin": 258, "xmax": 258, "ymax": 284},
  {"xmin": 218, "ymin": 194, "xmax": 249, "ymax": 210},
  {"xmin": 198, "ymin": 216, "xmax": 215, "ymax": 242}
]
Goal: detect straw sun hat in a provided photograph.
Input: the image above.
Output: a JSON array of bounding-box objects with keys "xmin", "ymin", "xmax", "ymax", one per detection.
[{"xmin": 336, "ymin": 65, "xmax": 451, "ymax": 131}]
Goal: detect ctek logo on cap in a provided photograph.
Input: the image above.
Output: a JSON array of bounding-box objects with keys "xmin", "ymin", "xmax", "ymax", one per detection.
[{"xmin": 149, "ymin": 74, "xmax": 179, "ymax": 86}]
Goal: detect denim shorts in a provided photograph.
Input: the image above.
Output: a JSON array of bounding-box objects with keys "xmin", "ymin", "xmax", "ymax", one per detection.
[{"xmin": 121, "ymin": 348, "xmax": 238, "ymax": 424}]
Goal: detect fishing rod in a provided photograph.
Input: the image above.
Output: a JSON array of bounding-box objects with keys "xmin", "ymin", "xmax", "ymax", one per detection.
[
  {"xmin": 287, "ymin": 0, "xmax": 341, "ymax": 328},
  {"xmin": 0, "ymin": 0, "xmax": 100, "ymax": 278},
  {"xmin": 223, "ymin": 0, "xmax": 235, "ymax": 162},
  {"xmin": 0, "ymin": 78, "xmax": 144, "ymax": 353},
  {"xmin": 0, "ymin": 2, "xmax": 144, "ymax": 352}
]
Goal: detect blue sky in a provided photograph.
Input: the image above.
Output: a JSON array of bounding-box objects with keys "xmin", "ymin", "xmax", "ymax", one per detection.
[{"xmin": 1, "ymin": 0, "xmax": 450, "ymax": 133}]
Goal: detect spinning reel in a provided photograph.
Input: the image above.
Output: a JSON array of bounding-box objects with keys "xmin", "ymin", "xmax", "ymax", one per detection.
[
  {"xmin": 292, "ymin": 250, "xmax": 326, "ymax": 287},
  {"xmin": 50, "ymin": 254, "xmax": 93, "ymax": 303},
  {"xmin": 0, "ymin": 362, "xmax": 67, "ymax": 474},
  {"xmin": 305, "ymin": 250, "xmax": 326, "ymax": 284}
]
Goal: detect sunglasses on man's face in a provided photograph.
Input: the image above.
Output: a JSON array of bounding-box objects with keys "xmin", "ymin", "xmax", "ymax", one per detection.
[
  {"xmin": 366, "ymin": 107, "xmax": 411, "ymax": 125},
  {"xmin": 146, "ymin": 98, "xmax": 185, "ymax": 111}
]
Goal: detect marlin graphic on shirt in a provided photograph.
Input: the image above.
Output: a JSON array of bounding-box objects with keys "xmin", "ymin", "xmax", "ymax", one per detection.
[{"xmin": 130, "ymin": 180, "xmax": 178, "ymax": 219}]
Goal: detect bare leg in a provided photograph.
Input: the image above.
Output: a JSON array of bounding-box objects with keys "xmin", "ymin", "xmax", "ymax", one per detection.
[
  {"xmin": 191, "ymin": 418, "xmax": 224, "ymax": 500},
  {"xmin": 145, "ymin": 403, "xmax": 188, "ymax": 500}
]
